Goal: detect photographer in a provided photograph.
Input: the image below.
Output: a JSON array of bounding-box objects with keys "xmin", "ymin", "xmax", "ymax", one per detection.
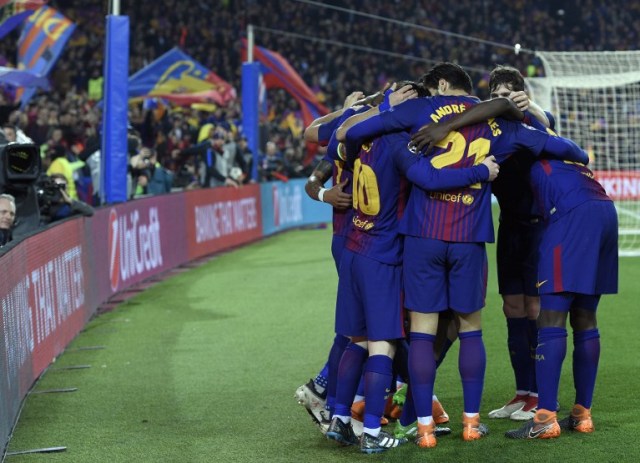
[
  {"xmin": 38, "ymin": 173, "xmax": 94, "ymax": 225},
  {"xmin": 0, "ymin": 193, "xmax": 16, "ymax": 247},
  {"xmin": 130, "ymin": 147, "xmax": 173, "ymax": 197},
  {"xmin": 46, "ymin": 145, "xmax": 79, "ymax": 200}
]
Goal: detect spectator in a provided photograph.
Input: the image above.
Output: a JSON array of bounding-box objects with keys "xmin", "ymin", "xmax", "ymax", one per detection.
[
  {"xmin": 220, "ymin": 127, "xmax": 249, "ymax": 183},
  {"xmin": 88, "ymin": 68, "xmax": 103, "ymax": 102},
  {"xmin": 133, "ymin": 148, "xmax": 174, "ymax": 196},
  {"xmin": 2, "ymin": 124, "xmax": 16, "ymax": 143},
  {"xmin": 283, "ymin": 146, "xmax": 305, "ymax": 179},
  {"xmin": 172, "ymin": 159, "xmax": 200, "ymax": 190},
  {"xmin": 0, "ymin": 193, "xmax": 16, "ymax": 247},
  {"xmin": 0, "ymin": 122, "xmax": 32, "ymax": 146},
  {"xmin": 180, "ymin": 128, "xmax": 240, "ymax": 188},
  {"xmin": 235, "ymin": 135, "xmax": 254, "ymax": 183},
  {"xmin": 259, "ymin": 141, "xmax": 285, "ymax": 182},
  {"xmin": 0, "ymin": 0, "xmax": 632, "ymax": 197},
  {"xmin": 129, "ymin": 146, "xmax": 153, "ymax": 197}
]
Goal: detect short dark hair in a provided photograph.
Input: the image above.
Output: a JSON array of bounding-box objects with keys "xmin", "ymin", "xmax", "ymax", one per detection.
[
  {"xmin": 49, "ymin": 145, "xmax": 66, "ymax": 160},
  {"xmin": 395, "ymin": 80, "xmax": 430, "ymax": 98},
  {"xmin": 421, "ymin": 62, "xmax": 473, "ymax": 94},
  {"xmin": 419, "ymin": 72, "xmax": 439, "ymax": 93},
  {"xmin": 489, "ymin": 65, "xmax": 525, "ymax": 93}
]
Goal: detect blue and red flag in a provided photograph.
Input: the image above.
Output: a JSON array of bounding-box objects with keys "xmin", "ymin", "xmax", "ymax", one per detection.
[
  {"xmin": 16, "ymin": 5, "xmax": 75, "ymax": 106},
  {"xmin": 0, "ymin": 0, "xmax": 45, "ymax": 40},
  {"xmin": 0, "ymin": 65, "xmax": 48, "ymax": 88},
  {"xmin": 128, "ymin": 47, "xmax": 236, "ymax": 106},
  {"xmin": 242, "ymin": 40, "xmax": 329, "ymax": 163}
]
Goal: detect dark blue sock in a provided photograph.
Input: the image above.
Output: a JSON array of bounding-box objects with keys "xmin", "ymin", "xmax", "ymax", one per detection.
[
  {"xmin": 333, "ymin": 342, "xmax": 367, "ymax": 418},
  {"xmin": 408, "ymin": 332, "xmax": 436, "ymax": 419},
  {"xmin": 536, "ymin": 327, "xmax": 567, "ymax": 411},
  {"xmin": 399, "ymin": 385, "xmax": 417, "ymax": 426},
  {"xmin": 459, "ymin": 330, "xmax": 486, "ymax": 414},
  {"xmin": 527, "ymin": 319, "xmax": 539, "ymax": 394},
  {"xmin": 573, "ymin": 329, "xmax": 600, "ymax": 409},
  {"xmin": 435, "ymin": 337, "xmax": 454, "ymax": 369},
  {"xmin": 507, "ymin": 317, "xmax": 530, "ymax": 392},
  {"xmin": 363, "ymin": 355, "xmax": 393, "ymax": 431},
  {"xmin": 393, "ymin": 339, "xmax": 410, "ymax": 383},
  {"xmin": 356, "ymin": 374, "xmax": 365, "ymax": 398},
  {"xmin": 326, "ymin": 334, "xmax": 349, "ymax": 414}
]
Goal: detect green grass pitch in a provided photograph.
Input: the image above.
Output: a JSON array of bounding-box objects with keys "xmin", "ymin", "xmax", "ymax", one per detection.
[{"xmin": 6, "ymin": 225, "xmax": 640, "ymax": 462}]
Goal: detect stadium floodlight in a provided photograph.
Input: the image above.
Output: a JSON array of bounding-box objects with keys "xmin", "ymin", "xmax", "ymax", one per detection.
[{"xmin": 527, "ymin": 51, "xmax": 640, "ymax": 257}]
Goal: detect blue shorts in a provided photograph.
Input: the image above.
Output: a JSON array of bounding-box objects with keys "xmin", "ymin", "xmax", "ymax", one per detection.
[
  {"xmin": 335, "ymin": 249, "xmax": 404, "ymax": 341},
  {"xmin": 331, "ymin": 234, "xmax": 347, "ymax": 273},
  {"xmin": 403, "ymin": 236, "xmax": 487, "ymax": 314},
  {"xmin": 496, "ymin": 220, "xmax": 542, "ymax": 297},
  {"xmin": 537, "ymin": 200, "xmax": 618, "ymax": 295},
  {"xmin": 540, "ymin": 292, "xmax": 601, "ymax": 312}
]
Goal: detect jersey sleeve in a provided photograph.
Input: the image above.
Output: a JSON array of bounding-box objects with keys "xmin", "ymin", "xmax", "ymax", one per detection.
[
  {"xmin": 345, "ymin": 98, "xmax": 426, "ymax": 142},
  {"xmin": 522, "ymin": 110, "xmax": 548, "ymax": 131},
  {"xmin": 542, "ymin": 136, "xmax": 589, "ymax": 164},
  {"xmin": 497, "ymin": 119, "xmax": 550, "ymax": 156},
  {"xmin": 546, "ymin": 111, "xmax": 556, "ymax": 131},
  {"xmin": 387, "ymin": 133, "xmax": 419, "ymax": 175},
  {"xmin": 498, "ymin": 119, "xmax": 589, "ymax": 164},
  {"xmin": 322, "ymin": 108, "xmax": 359, "ymax": 163},
  {"xmin": 405, "ymin": 157, "xmax": 490, "ymax": 191},
  {"xmin": 317, "ymin": 107, "xmax": 359, "ymax": 146},
  {"xmin": 317, "ymin": 117, "xmax": 341, "ymax": 146},
  {"xmin": 323, "ymin": 132, "xmax": 342, "ymax": 163},
  {"xmin": 379, "ymin": 99, "xmax": 426, "ymax": 133}
]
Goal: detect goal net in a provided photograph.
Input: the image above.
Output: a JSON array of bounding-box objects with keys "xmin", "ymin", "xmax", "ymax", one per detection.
[{"xmin": 527, "ymin": 51, "xmax": 640, "ymax": 257}]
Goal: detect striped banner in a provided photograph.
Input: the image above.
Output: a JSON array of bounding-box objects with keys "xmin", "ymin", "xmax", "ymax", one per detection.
[
  {"xmin": 16, "ymin": 5, "xmax": 75, "ymax": 105},
  {"xmin": 0, "ymin": 0, "xmax": 46, "ymax": 40}
]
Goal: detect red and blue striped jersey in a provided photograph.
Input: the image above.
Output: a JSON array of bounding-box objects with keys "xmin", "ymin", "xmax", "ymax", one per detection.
[
  {"xmin": 345, "ymin": 132, "xmax": 414, "ymax": 265},
  {"xmin": 530, "ymin": 159, "xmax": 612, "ymax": 223},
  {"xmin": 491, "ymin": 111, "xmax": 554, "ymax": 223},
  {"xmin": 348, "ymin": 96, "xmax": 555, "ymax": 242},
  {"xmin": 323, "ymin": 109, "xmax": 361, "ymax": 237},
  {"xmin": 323, "ymin": 139, "xmax": 352, "ymax": 237},
  {"xmin": 344, "ymin": 130, "xmax": 495, "ymax": 264}
]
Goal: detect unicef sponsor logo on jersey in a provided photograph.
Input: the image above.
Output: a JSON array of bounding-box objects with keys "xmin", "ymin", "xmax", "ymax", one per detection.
[{"xmin": 429, "ymin": 191, "xmax": 474, "ymax": 205}]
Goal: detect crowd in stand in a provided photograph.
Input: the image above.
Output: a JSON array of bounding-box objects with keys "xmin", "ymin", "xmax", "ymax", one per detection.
[{"xmin": 0, "ymin": 0, "xmax": 636, "ymax": 207}]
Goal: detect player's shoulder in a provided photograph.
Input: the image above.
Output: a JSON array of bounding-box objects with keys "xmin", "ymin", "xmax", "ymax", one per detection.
[
  {"xmin": 495, "ymin": 117, "xmax": 536, "ymax": 132},
  {"xmin": 336, "ymin": 106, "xmax": 365, "ymax": 125},
  {"xmin": 545, "ymin": 111, "xmax": 556, "ymax": 131},
  {"xmin": 389, "ymin": 96, "xmax": 432, "ymax": 113},
  {"xmin": 521, "ymin": 110, "xmax": 548, "ymax": 131},
  {"xmin": 434, "ymin": 94, "xmax": 480, "ymax": 106}
]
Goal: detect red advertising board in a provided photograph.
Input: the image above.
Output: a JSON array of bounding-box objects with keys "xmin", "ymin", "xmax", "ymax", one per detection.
[
  {"xmin": 90, "ymin": 195, "xmax": 190, "ymax": 295},
  {"xmin": 0, "ymin": 185, "xmax": 264, "ymax": 454},
  {"xmin": 185, "ymin": 185, "xmax": 263, "ymax": 259},
  {"xmin": 594, "ymin": 170, "xmax": 640, "ymax": 200},
  {"xmin": 0, "ymin": 217, "xmax": 93, "ymax": 442}
]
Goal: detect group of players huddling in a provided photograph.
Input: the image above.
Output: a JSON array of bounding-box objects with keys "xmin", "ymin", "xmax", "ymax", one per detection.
[{"xmin": 294, "ymin": 62, "xmax": 618, "ymax": 454}]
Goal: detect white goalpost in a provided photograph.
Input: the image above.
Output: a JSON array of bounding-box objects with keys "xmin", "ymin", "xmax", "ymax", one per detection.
[{"xmin": 527, "ymin": 51, "xmax": 640, "ymax": 257}]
